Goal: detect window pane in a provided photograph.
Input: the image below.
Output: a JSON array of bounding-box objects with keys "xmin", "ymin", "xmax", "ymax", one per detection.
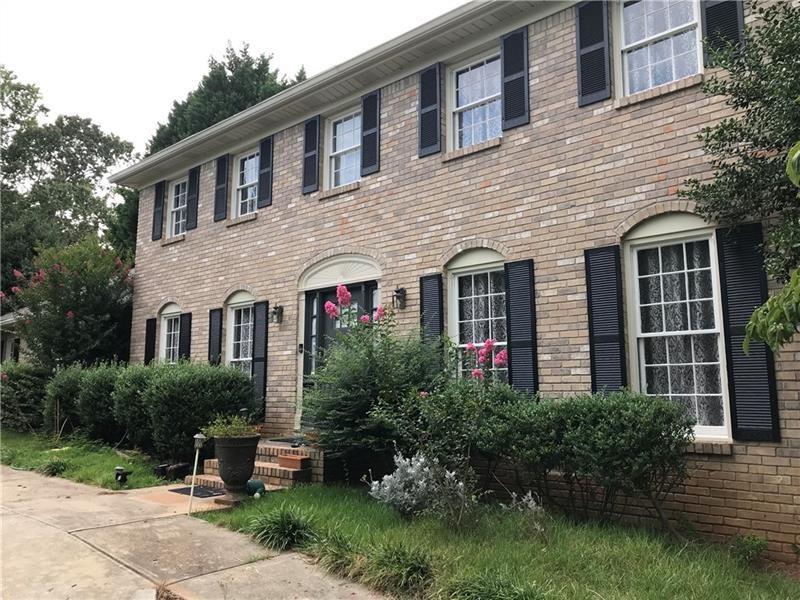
[
  {"xmin": 673, "ymin": 395, "xmax": 697, "ymax": 421},
  {"xmin": 459, "ymin": 322, "xmax": 473, "ymax": 344},
  {"xmin": 641, "ymin": 305, "xmax": 663, "ymax": 333},
  {"xmin": 475, "ymin": 296, "xmax": 489, "ymax": 320},
  {"xmin": 492, "ymin": 318, "xmax": 507, "ymax": 342},
  {"xmin": 697, "ymin": 395, "xmax": 724, "ymax": 426},
  {"xmin": 689, "ymin": 300, "xmax": 714, "ymax": 330},
  {"xmin": 644, "ymin": 337, "xmax": 667, "ymax": 364},
  {"xmin": 669, "ymin": 0, "xmax": 694, "ymax": 27},
  {"xmin": 491, "ymin": 294, "xmax": 506, "ymax": 319},
  {"xmin": 474, "ymin": 273, "xmax": 488, "ymax": 296},
  {"xmin": 667, "ymin": 335, "xmax": 692, "ymax": 364},
  {"xmin": 458, "ymin": 275, "xmax": 473, "ymax": 297},
  {"xmin": 639, "ymin": 276, "xmax": 661, "ymax": 304},
  {"xmin": 662, "ymin": 273, "xmax": 686, "ymax": 302},
  {"xmin": 474, "ymin": 319, "xmax": 490, "ymax": 341},
  {"xmin": 686, "ymin": 240, "xmax": 710, "ymax": 269},
  {"xmin": 637, "ymin": 248, "xmax": 660, "ymax": 275},
  {"xmin": 645, "ymin": 365, "xmax": 669, "ymax": 395},
  {"xmin": 646, "ymin": 7, "xmax": 668, "ymax": 38},
  {"xmin": 688, "ymin": 270, "xmax": 712, "ymax": 300},
  {"xmin": 664, "ymin": 302, "xmax": 688, "ymax": 331},
  {"xmin": 459, "ymin": 298, "xmax": 473, "ymax": 321},
  {"xmin": 695, "ymin": 364, "xmax": 721, "ymax": 394},
  {"xmin": 692, "ymin": 334, "xmax": 718, "ymax": 363},
  {"xmin": 670, "ymin": 364, "xmax": 694, "ymax": 394},
  {"xmin": 660, "ymin": 244, "xmax": 684, "ymax": 272}
]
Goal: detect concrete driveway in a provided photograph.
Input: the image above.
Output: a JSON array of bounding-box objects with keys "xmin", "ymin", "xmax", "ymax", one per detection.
[{"xmin": 0, "ymin": 466, "xmax": 379, "ymax": 600}]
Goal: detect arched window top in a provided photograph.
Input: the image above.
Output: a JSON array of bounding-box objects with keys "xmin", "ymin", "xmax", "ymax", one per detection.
[
  {"xmin": 299, "ymin": 254, "xmax": 381, "ymax": 291},
  {"xmin": 226, "ymin": 290, "xmax": 255, "ymax": 306},
  {"xmin": 625, "ymin": 212, "xmax": 708, "ymax": 242},
  {"xmin": 446, "ymin": 247, "xmax": 504, "ymax": 272},
  {"xmin": 159, "ymin": 302, "xmax": 181, "ymax": 316}
]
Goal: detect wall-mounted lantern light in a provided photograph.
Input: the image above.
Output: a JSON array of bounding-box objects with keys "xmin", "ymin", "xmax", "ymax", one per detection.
[
  {"xmin": 270, "ymin": 305, "xmax": 284, "ymax": 324},
  {"xmin": 392, "ymin": 288, "xmax": 407, "ymax": 310}
]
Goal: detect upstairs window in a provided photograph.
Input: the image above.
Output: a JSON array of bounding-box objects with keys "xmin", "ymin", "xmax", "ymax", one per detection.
[
  {"xmin": 328, "ymin": 110, "xmax": 361, "ymax": 188},
  {"xmin": 452, "ymin": 55, "xmax": 501, "ymax": 149},
  {"xmin": 620, "ymin": 0, "xmax": 701, "ymax": 95},
  {"xmin": 234, "ymin": 149, "xmax": 259, "ymax": 216},
  {"xmin": 169, "ymin": 178, "xmax": 187, "ymax": 236}
]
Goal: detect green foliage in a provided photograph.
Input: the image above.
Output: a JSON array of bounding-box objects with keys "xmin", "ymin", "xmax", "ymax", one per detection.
[
  {"xmin": 7, "ymin": 236, "xmax": 133, "ymax": 369},
  {"xmin": 788, "ymin": 140, "xmax": 800, "ymax": 187},
  {"xmin": 76, "ymin": 362, "xmax": 123, "ymax": 443},
  {"xmin": 144, "ymin": 362, "xmax": 255, "ymax": 461},
  {"xmin": 0, "ymin": 362, "xmax": 50, "ymax": 431},
  {"xmin": 202, "ymin": 414, "xmax": 257, "ymax": 438},
  {"xmin": 680, "ymin": 1, "xmax": 800, "ymax": 282},
  {"xmin": 303, "ymin": 312, "xmax": 445, "ymax": 461},
  {"xmin": 443, "ymin": 570, "xmax": 545, "ymax": 600},
  {"xmin": 44, "ymin": 363, "xmax": 85, "ymax": 434},
  {"xmin": 361, "ymin": 540, "xmax": 435, "ymax": 596},
  {"xmin": 106, "ymin": 187, "xmax": 139, "ymax": 261},
  {"xmin": 37, "ymin": 456, "xmax": 68, "ymax": 477},
  {"xmin": 745, "ymin": 267, "xmax": 800, "ymax": 353},
  {"xmin": 248, "ymin": 503, "xmax": 317, "ymax": 551},
  {"xmin": 112, "ymin": 363, "xmax": 159, "ymax": 451},
  {"xmin": 147, "ymin": 44, "xmax": 304, "ymax": 155},
  {"xmin": 729, "ymin": 534, "xmax": 768, "ymax": 566},
  {"xmin": 312, "ymin": 529, "xmax": 361, "ymax": 578}
]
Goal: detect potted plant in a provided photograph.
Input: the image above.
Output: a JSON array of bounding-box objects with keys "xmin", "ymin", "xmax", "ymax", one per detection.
[{"xmin": 202, "ymin": 415, "xmax": 260, "ymax": 494}]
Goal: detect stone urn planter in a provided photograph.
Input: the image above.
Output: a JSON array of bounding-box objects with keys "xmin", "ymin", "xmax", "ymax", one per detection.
[{"xmin": 203, "ymin": 415, "xmax": 260, "ymax": 494}]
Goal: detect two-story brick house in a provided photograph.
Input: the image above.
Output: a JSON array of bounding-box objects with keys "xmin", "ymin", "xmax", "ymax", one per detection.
[{"xmin": 111, "ymin": 1, "xmax": 800, "ymax": 561}]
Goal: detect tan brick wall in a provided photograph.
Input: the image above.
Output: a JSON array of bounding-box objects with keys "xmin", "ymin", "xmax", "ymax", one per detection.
[{"xmin": 130, "ymin": 5, "xmax": 800, "ymax": 562}]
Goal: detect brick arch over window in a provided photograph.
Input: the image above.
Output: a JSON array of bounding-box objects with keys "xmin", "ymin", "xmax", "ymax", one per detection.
[
  {"xmin": 297, "ymin": 247, "xmax": 385, "ymax": 290},
  {"xmin": 614, "ymin": 199, "xmax": 699, "ymax": 239},
  {"xmin": 439, "ymin": 238, "xmax": 512, "ymax": 266},
  {"xmin": 221, "ymin": 283, "xmax": 257, "ymax": 304},
  {"xmin": 153, "ymin": 296, "xmax": 182, "ymax": 316}
]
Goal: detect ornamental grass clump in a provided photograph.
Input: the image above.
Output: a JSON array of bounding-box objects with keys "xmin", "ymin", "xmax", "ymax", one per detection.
[
  {"xmin": 360, "ymin": 540, "xmax": 434, "ymax": 597},
  {"xmin": 248, "ymin": 503, "xmax": 317, "ymax": 551},
  {"xmin": 311, "ymin": 529, "xmax": 363, "ymax": 579},
  {"xmin": 442, "ymin": 570, "xmax": 546, "ymax": 600}
]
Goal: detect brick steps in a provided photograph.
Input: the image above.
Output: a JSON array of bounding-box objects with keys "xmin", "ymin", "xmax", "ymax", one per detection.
[
  {"xmin": 202, "ymin": 458, "xmax": 311, "ymax": 488},
  {"xmin": 182, "ymin": 473, "xmax": 284, "ymax": 493}
]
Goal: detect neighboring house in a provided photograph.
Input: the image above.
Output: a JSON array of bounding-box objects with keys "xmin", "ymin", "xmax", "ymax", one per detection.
[
  {"xmin": 0, "ymin": 311, "xmax": 25, "ymax": 363},
  {"xmin": 111, "ymin": 1, "xmax": 799, "ymax": 561}
]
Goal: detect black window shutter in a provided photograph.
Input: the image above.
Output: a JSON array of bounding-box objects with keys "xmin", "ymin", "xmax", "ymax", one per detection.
[
  {"xmin": 418, "ymin": 64, "xmax": 441, "ymax": 157},
  {"xmin": 504, "ymin": 260, "xmax": 539, "ymax": 394},
  {"xmin": 186, "ymin": 166, "xmax": 200, "ymax": 230},
  {"xmin": 361, "ymin": 90, "xmax": 381, "ymax": 176},
  {"xmin": 214, "ymin": 155, "xmax": 229, "ymax": 222},
  {"xmin": 419, "ymin": 274, "xmax": 443, "ymax": 341},
  {"xmin": 257, "ymin": 136, "xmax": 273, "ymax": 208},
  {"xmin": 702, "ymin": 0, "xmax": 744, "ymax": 65},
  {"xmin": 716, "ymin": 224, "xmax": 779, "ymax": 442},
  {"xmin": 584, "ymin": 245, "xmax": 627, "ymax": 392},
  {"xmin": 178, "ymin": 312, "xmax": 192, "ymax": 360},
  {"xmin": 501, "ymin": 27, "xmax": 530, "ymax": 131},
  {"xmin": 144, "ymin": 318, "xmax": 157, "ymax": 365},
  {"xmin": 208, "ymin": 308, "xmax": 223, "ymax": 365},
  {"xmin": 151, "ymin": 181, "xmax": 165, "ymax": 241},
  {"xmin": 252, "ymin": 301, "xmax": 269, "ymax": 406},
  {"xmin": 302, "ymin": 116, "xmax": 320, "ymax": 194},
  {"xmin": 576, "ymin": 1, "xmax": 611, "ymax": 107}
]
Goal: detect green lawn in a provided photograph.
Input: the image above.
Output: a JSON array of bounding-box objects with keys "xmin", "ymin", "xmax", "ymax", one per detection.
[
  {"xmin": 0, "ymin": 430, "xmax": 165, "ymax": 489},
  {"xmin": 201, "ymin": 485, "xmax": 800, "ymax": 599}
]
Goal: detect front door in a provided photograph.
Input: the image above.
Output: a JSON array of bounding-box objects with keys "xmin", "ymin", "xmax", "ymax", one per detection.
[{"xmin": 303, "ymin": 281, "xmax": 377, "ymax": 379}]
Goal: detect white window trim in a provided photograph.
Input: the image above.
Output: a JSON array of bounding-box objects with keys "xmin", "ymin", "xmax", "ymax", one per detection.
[
  {"xmin": 613, "ymin": 0, "xmax": 704, "ymax": 98},
  {"xmin": 623, "ymin": 226, "xmax": 732, "ymax": 442},
  {"xmin": 159, "ymin": 314, "xmax": 181, "ymax": 363},
  {"xmin": 323, "ymin": 107, "xmax": 362, "ymax": 190},
  {"xmin": 231, "ymin": 148, "xmax": 260, "ymax": 217},
  {"xmin": 445, "ymin": 50, "xmax": 502, "ymax": 152},
  {"xmin": 226, "ymin": 301, "xmax": 254, "ymax": 375},
  {"xmin": 168, "ymin": 177, "xmax": 188, "ymax": 237}
]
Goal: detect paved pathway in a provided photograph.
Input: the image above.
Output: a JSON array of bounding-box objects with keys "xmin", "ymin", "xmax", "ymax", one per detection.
[{"xmin": 0, "ymin": 465, "xmax": 379, "ymax": 599}]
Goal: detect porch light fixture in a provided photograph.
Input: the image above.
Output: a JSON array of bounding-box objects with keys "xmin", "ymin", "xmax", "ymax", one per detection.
[
  {"xmin": 270, "ymin": 305, "xmax": 284, "ymax": 324},
  {"xmin": 392, "ymin": 288, "xmax": 407, "ymax": 310}
]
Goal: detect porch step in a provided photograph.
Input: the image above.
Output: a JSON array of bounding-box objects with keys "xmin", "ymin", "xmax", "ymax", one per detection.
[
  {"xmin": 203, "ymin": 459, "xmax": 311, "ymax": 488},
  {"xmin": 182, "ymin": 473, "xmax": 284, "ymax": 493}
]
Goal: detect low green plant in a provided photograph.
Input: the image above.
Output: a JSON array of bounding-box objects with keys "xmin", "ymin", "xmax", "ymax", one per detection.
[
  {"xmin": 361, "ymin": 540, "xmax": 435, "ymax": 596},
  {"xmin": 76, "ymin": 362, "xmax": 124, "ymax": 443},
  {"xmin": 0, "ymin": 362, "xmax": 50, "ymax": 432},
  {"xmin": 247, "ymin": 503, "xmax": 317, "ymax": 551},
  {"xmin": 37, "ymin": 456, "xmax": 68, "ymax": 476},
  {"xmin": 312, "ymin": 529, "xmax": 362, "ymax": 578},
  {"xmin": 202, "ymin": 414, "xmax": 257, "ymax": 438},
  {"xmin": 443, "ymin": 570, "xmax": 546, "ymax": 600},
  {"xmin": 729, "ymin": 534, "xmax": 768, "ymax": 565},
  {"xmin": 44, "ymin": 364, "xmax": 85, "ymax": 434}
]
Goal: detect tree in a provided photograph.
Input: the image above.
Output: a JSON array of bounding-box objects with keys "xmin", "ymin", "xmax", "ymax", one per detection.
[
  {"xmin": 1, "ymin": 66, "xmax": 134, "ymax": 296},
  {"xmin": 4, "ymin": 236, "xmax": 133, "ymax": 369},
  {"xmin": 680, "ymin": 1, "xmax": 800, "ymax": 284},
  {"xmin": 106, "ymin": 187, "xmax": 139, "ymax": 261},
  {"xmin": 147, "ymin": 44, "xmax": 305, "ymax": 155}
]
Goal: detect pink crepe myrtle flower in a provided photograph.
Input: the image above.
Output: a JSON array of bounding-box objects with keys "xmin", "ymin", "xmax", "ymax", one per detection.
[
  {"xmin": 470, "ymin": 368, "xmax": 484, "ymax": 380},
  {"xmin": 0, "ymin": 291, "xmax": 5, "ymax": 300},
  {"xmin": 419, "ymin": 390, "xmax": 430, "ymax": 398},
  {"xmin": 10, "ymin": 286, "xmax": 21, "ymax": 294},
  {"xmin": 465, "ymin": 342, "xmax": 476, "ymax": 353},
  {"xmin": 482, "ymin": 338, "xmax": 496, "ymax": 352},
  {"xmin": 477, "ymin": 351, "xmax": 489, "ymax": 365},
  {"xmin": 51, "ymin": 263, "xmax": 62, "ymax": 272},
  {"xmin": 336, "ymin": 284, "xmax": 352, "ymax": 307},
  {"xmin": 494, "ymin": 348, "xmax": 509, "ymax": 368},
  {"xmin": 375, "ymin": 304, "xmax": 385, "ymax": 320},
  {"xmin": 324, "ymin": 301, "xmax": 339, "ymax": 319},
  {"xmin": 1, "ymin": 372, "xmax": 8, "ymax": 384},
  {"xmin": 13, "ymin": 269, "xmax": 24, "ymax": 280},
  {"xmin": 66, "ymin": 310, "xmax": 75, "ymax": 319},
  {"xmin": 359, "ymin": 314, "xmax": 371, "ymax": 324}
]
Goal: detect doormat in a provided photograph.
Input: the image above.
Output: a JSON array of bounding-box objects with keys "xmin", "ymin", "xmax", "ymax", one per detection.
[{"xmin": 169, "ymin": 486, "xmax": 225, "ymax": 498}]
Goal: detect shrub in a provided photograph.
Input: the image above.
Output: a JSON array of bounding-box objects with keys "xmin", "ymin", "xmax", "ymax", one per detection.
[
  {"xmin": 37, "ymin": 456, "xmax": 69, "ymax": 477},
  {"xmin": 76, "ymin": 362, "xmax": 124, "ymax": 443},
  {"xmin": 144, "ymin": 362, "xmax": 255, "ymax": 461},
  {"xmin": 443, "ymin": 571, "xmax": 545, "ymax": 600},
  {"xmin": 729, "ymin": 534, "xmax": 768, "ymax": 565},
  {"xmin": 361, "ymin": 540, "xmax": 434, "ymax": 596},
  {"xmin": 248, "ymin": 503, "xmax": 317, "ymax": 550},
  {"xmin": 202, "ymin": 414, "xmax": 258, "ymax": 438},
  {"xmin": 0, "ymin": 362, "xmax": 50, "ymax": 431},
  {"xmin": 311, "ymin": 529, "xmax": 361, "ymax": 578},
  {"xmin": 113, "ymin": 363, "xmax": 160, "ymax": 451},
  {"xmin": 44, "ymin": 363, "xmax": 85, "ymax": 434}
]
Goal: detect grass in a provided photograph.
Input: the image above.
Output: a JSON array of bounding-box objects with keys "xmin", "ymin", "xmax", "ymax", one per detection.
[
  {"xmin": 0, "ymin": 430, "xmax": 166, "ymax": 489},
  {"xmin": 200, "ymin": 484, "xmax": 800, "ymax": 600}
]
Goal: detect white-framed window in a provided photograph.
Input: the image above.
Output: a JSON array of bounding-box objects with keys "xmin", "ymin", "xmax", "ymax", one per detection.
[
  {"xmin": 327, "ymin": 110, "xmax": 361, "ymax": 188},
  {"xmin": 627, "ymin": 228, "xmax": 730, "ymax": 439},
  {"xmin": 169, "ymin": 178, "xmax": 188, "ymax": 237},
  {"xmin": 228, "ymin": 304, "xmax": 254, "ymax": 375},
  {"xmin": 233, "ymin": 149, "xmax": 259, "ymax": 217},
  {"xmin": 619, "ymin": 0, "xmax": 702, "ymax": 96},
  {"xmin": 159, "ymin": 303, "xmax": 181, "ymax": 363},
  {"xmin": 449, "ymin": 53, "xmax": 502, "ymax": 150}
]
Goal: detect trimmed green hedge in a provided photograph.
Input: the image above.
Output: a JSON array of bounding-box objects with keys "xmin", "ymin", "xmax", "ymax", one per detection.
[
  {"xmin": 0, "ymin": 362, "xmax": 50, "ymax": 431},
  {"xmin": 77, "ymin": 362, "xmax": 124, "ymax": 443}
]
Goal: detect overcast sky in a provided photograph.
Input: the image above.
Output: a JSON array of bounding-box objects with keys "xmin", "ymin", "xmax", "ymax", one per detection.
[{"xmin": 1, "ymin": 0, "xmax": 465, "ymax": 156}]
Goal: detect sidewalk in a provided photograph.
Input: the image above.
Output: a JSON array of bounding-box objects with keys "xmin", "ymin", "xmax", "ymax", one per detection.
[{"xmin": 0, "ymin": 465, "xmax": 379, "ymax": 599}]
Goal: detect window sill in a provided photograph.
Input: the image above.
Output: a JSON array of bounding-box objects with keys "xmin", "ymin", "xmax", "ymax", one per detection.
[
  {"xmin": 686, "ymin": 441, "xmax": 733, "ymax": 456},
  {"xmin": 442, "ymin": 137, "xmax": 502, "ymax": 163},
  {"xmin": 226, "ymin": 212, "xmax": 258, "ymax": 228},
  {"xmin": 614, "ymin": 73, "xmax": 704, "ymax": 110},
  {"xmin": 319, "ymin": 181, "xmax": 361, "ymax": 201},
  {"xmin": 161, "ymin": 234, "xmax": 185, "ymax": 247}
]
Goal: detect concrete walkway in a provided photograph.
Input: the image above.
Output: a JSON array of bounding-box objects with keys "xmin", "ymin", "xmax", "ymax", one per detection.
[{"xmin": 0, "ymin": 466, "xmax": 379, "ymax": 600}]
